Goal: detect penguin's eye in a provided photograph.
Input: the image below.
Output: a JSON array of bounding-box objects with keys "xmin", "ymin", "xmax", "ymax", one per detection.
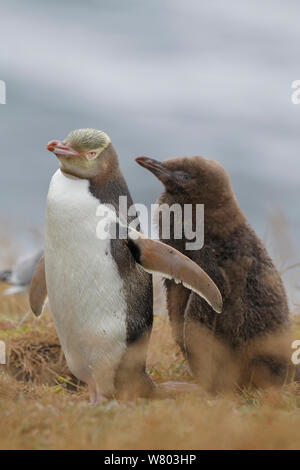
[
  {"xmin": 175, "ymin": 171, "xmax": 191, "ymax": 182},
  {"xmin": 86, "ymin": 151, "xmax": 98, "ymax": 160}
]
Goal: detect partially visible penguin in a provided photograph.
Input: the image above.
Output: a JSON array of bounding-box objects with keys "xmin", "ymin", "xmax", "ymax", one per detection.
[
  {"xmin": 136, "ymin": 155, "xmax": 295, "ymax": 392},
  {"xmin": 29, "ymin": 129, "xmax": 222, "ymax": 403},
  {"xmin": 0, "ymin": 250, "xmax": 43, "ymax": 295}
]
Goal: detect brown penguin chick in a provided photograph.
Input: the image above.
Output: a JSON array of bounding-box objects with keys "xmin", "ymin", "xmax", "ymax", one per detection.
[{"xmin": 136, "ymin": 155, "xmax": 295, "ymax": 393}]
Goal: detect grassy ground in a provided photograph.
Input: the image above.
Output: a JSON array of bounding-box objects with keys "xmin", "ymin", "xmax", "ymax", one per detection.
[{"xmin": 0, "ymin": 284, "xmax": 300, "ymax": 450}]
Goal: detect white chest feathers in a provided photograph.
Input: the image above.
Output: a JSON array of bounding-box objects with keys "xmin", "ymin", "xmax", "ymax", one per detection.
[{"xmin": 45, "ymin": 169, "xmax": 127, "ymax": 397}]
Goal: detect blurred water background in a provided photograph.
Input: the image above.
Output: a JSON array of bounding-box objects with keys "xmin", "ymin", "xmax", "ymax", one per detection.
[{"xmin": 0, "ymin": 0, "xmax": 299, "ymax": 305}]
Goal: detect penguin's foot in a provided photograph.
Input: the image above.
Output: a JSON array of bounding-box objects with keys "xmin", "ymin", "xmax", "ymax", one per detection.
[
  {"xmin": 88, "ymin": 382, "xmax": 107, "ymax": 405},
  {"xmin": 88, "ymin": 397, "xmax": 107, "ymax": 406},
  {"xmin": 89, "ymin": 386, "xmax": 97, "ymax": 405},
  {"xmin": 89, "ymin": 390, "xmax": 107, "ymax": 405}
]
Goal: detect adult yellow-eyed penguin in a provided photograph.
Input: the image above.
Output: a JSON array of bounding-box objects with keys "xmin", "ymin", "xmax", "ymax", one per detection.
[
  {"xmin": 136, "ymin": 155, "xmax": 295, "ymax": 392},
  {"xmin": 29, "ymin": 130, "xmax": 222, "ymax": 403}
]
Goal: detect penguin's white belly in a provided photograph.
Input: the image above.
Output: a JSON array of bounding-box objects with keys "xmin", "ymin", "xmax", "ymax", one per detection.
[{"xmin": 45, "ymin": 170, "xmax": 127, "ymax": 397}]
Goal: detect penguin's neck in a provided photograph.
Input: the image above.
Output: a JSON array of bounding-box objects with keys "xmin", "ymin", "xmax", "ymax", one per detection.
[
  {"xmin": 47, "ymin": 169, "xmax": 100, "ymax": 214},
  {"xmin": 57, "ymin": 163, "xmax": 134, "ymax": 213},
  {"xmin": 204, "ymin": 197, "xmax": 246, "ymax": 238},
  {"xmin": 89, "ymin": 170, "xmax": 135, "ymax": 219}
]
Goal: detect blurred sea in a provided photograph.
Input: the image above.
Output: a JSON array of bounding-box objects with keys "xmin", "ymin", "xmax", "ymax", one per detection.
[{"xmin": 0, "ymin": 0, "xmax": 299, "ymax": 303}]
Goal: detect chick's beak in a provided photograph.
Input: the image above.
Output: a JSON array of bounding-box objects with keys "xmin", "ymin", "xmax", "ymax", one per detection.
[
  {"xmin": 46, "ymin": 140, "xmax": 81, "ymax": 157},
  {"xmin": 135, "ymin": 156, "xmax": 174, "ymax": 185}
]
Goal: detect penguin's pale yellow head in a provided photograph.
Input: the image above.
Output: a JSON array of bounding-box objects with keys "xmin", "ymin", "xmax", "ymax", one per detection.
[{"xmin": 46, "ymin": 128, "xmax": 112, "ymax": 178}]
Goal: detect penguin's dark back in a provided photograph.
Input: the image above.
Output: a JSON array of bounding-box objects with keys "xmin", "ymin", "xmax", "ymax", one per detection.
[
  {"xmin": 89, "ymin": 171, "xmax": 153, "ymax": 344},
  {"xmin": 111, "ymin": 235, "xmax": 153, "ymax": 344},
  {"xmin": 89, "ymin": 173, "xmax": 134, "ymax": 217}
]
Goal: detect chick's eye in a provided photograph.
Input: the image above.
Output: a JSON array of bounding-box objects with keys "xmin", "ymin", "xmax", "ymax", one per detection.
[
  {"xmin": 174, "ymin": 171, "xmax": 191, "ymax": 182},
  {"xmin": 178, "ymin": 173, "xmax": 191, "ymax": 181},
  {"xmin": 86, "ymin": 151, "xmax": 97, "ymax": 159}
]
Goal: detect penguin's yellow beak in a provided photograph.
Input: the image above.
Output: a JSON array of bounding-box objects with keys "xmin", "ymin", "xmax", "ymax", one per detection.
[{"xmin": 46, "ymin": 140, "xmax": 81, "ymax": 158}]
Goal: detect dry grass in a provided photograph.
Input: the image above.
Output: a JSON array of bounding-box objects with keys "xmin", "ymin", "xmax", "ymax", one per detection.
[{"xmin": 0, "ymin": 282, "xmax": 300, "ymax": 450}]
